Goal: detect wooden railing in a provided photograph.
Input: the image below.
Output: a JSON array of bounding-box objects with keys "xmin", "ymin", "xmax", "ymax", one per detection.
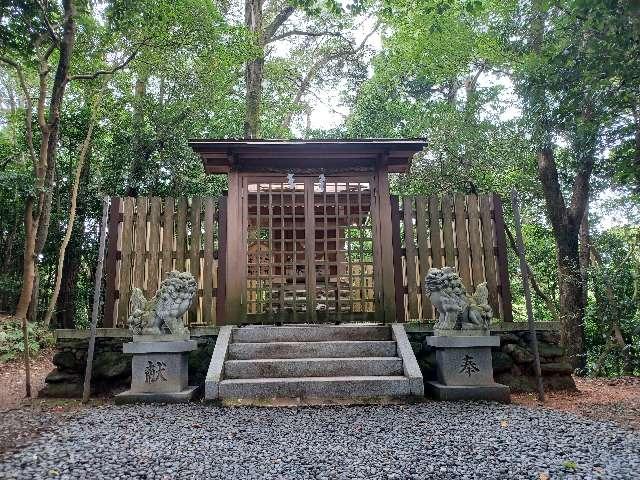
[
  {"xmin": 103, "ymin": 196, "xmax": 225, "ymax": 328},
  {"xmin": 390, "ymin": 193, "xmax": 513, "ymax": 322}
]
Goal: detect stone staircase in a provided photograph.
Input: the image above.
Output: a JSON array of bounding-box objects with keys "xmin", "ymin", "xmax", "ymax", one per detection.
[{"xmin": 205, "ymin": 324, "xmax": 423, "ymax": 404}]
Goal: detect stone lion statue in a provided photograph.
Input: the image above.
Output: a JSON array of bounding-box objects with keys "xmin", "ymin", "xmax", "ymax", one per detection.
[
  {"xmin": 424, "ymin": 267, "xmax": 492, "ymax": 333},
  {"xmin": 127, "ymin": 271, "xmax": 197, "ymax": 336}
]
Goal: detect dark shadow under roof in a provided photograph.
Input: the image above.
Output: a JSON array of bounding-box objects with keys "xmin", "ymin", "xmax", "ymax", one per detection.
[{"xmin": 189, "ymin": 138, "xmax": 427, "ymax": 174}]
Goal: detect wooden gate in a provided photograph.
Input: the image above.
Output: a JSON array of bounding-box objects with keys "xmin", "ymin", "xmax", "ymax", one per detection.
[{"xmin": 243, "ymin": 176, "xmax": 379, "ymax": 323}]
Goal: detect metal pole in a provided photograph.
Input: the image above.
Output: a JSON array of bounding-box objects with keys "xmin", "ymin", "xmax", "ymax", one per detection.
[
  {"xmin": 82, "ymin": 197, "xmax": 110, "ymax": 403},
  {"xmin": 511, "ymin": 189, "xmax": 545, "ymax": 402}
]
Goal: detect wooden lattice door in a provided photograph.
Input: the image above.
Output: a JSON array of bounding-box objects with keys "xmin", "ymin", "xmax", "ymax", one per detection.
[{"xmin": 244, "ymin": 176, "xmax": 379, "ymax": 324}]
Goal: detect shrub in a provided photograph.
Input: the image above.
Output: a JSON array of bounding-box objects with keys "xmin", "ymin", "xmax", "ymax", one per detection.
[{"xmin": 0, "ymin": 319, "xmax": 54, "ymax": 363}]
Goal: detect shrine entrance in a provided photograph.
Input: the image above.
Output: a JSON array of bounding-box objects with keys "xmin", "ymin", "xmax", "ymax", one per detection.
[
  {"xmin": 244, "ymin": 176, "xmax": 376, "ymax": 324},
  {"xmin": 189, "ymin": 139, "xmax": 428, "ymax": 325}
]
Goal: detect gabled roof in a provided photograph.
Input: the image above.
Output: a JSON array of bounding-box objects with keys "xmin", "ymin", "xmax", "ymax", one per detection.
[{"xmin": 189, "ymin": 139, "xmax": 427, "ymax": 174}]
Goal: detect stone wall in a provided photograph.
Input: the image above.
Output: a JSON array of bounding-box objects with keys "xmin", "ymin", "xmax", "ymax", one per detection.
[
  {"xmin": 42, "ymin": 333, "xmax": 218, "ymax": 398},
  {"xmin": 407, "ymin": 329, "xmax": 576, "ymax": 393},
  {"xmin": 43, "ymin": 325, "xmax": 575, "ymax": 398}
]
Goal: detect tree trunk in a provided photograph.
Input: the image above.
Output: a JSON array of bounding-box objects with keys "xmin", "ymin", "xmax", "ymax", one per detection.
[
  {"xmin": 633, "ymin": 106, "xmax": 640, "ymax": 191},
  {"xmin": 13, "ymin": 0, "xmax": 77, "ymax": 321},
  {"xmin": 537, "ymin": 147, "xmax": 591, "ymax": 371},
  {"xmin": 244, "ymin": 0, "xmax": 264, "ymax": 139},
  {"xmin": 126, "ymin": 74, "xmax": 148, "ymax": 197},
  {"xmin": 43, "ymin": 85, "xmax": 103, "ymax": 327},
  {"xmin": 55, "ymin": 237, "xmax": 81, "ymax": 328},
  {"xmin": 579, "ymin": 204, "xmax": 590, "ymax": 310},
  {"xmin": 14, "ymin": 199, "xmax": 37, "ymax": 319},
  {"xmin": 557, "ymin": 241, "xmax": 585, "ymax": 370}
]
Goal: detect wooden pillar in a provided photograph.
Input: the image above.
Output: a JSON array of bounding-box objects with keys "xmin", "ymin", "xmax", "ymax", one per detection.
[
  {"xmin": 224, "ymin": 161, "xmax": 244, "ymax": 324},
  {"xmin": 374, "ymin": 154, "xmax": 397, "ymax": 324}
]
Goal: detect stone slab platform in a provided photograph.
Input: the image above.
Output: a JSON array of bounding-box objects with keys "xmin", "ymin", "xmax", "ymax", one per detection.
[
  {"xmin": 426, "ymin": 381, "xmax": 510, "ymax": 403},
  {"xmin": 114, "ymin": 386, "xmax": 199, "ymax": 404}
]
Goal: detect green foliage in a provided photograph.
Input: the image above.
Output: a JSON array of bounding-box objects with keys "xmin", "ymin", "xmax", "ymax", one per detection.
[
  {"xmin": 584, "ymin": 227, "xmax": 640, "ymax": 376},
  {"xmin": 0, "ymin": 319, "xmax": 54, "ymax": 363}
]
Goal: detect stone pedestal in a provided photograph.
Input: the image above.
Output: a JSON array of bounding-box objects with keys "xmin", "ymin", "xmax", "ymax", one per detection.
[
  {"xmin": 426, "ymin": 335, "xmax": 510, "ymax": 403},
  {"xmin": 115, "ymin": 338, "xmax": 198, "ymax": 403}
]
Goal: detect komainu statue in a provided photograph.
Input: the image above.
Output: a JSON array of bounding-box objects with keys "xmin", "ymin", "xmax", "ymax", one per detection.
[
  {"xmin": 127, "ymin": 271, "xmax": 197, "ymax": 336},
  {"xmin": 424, "ymin": 267, "xmax": 492, "ymax": 334}
]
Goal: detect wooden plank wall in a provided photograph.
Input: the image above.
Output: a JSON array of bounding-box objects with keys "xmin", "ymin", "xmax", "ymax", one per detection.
[
  {"xmin": 391, "ymin": 193, "xmax": 513, "ymax": 322},
  {"xmin": 103, "ymin": 196, "xmax": 222, "ymax": 328}
]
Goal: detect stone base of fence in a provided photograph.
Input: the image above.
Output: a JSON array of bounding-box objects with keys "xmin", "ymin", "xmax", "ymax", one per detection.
[{"xmin": 42, "ymin": 323, "xmax": 574, "ymax": 398}]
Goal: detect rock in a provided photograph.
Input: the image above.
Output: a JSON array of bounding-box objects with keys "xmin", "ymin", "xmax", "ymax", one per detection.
[
  {"xmin": 188, "ymin": 342, "xmax": 215, "ymax": 385},
  {"xmin": 39, "ymin": 381, "xmax": 83, "ymax": 398},
  {"xmin": 491, "ymin": 351, "xmax": 514, "ymax": 374},
  {"xmin": 544, "ymin": 375, "xmax": 577, "ymax": 391},
  {"xmin": 541, "ymin": 330, "xmax": 560, "ymax": 344},
  {"xmin": 498, "ymin": 333, "xmax": 520, "ymax": 345},
  {"xmin": 541, "ymin": 362, "xmax": 573, "ymax": 375},
  {"xmin": 495, "ymin": 373, "xmax": 538, "ymax": 393},
  {"xmin": 537, "ymin": 342, "xmax": 565, "ymax": 359},
  {"xmin": 92, "ymin": 351, "xmax": 130, "ymax": 379},
  {"xmin": 52, "ymin": 351, "xmax": 78, "ymax": 371},
  {"xmin": 45, "ymin": 368, "xmax": 81, "ymax": 384},
  {"xmin": 503, "ymin": 343, "xmax": 534, "ymax": 364},
  {"xmin": 417, "ymin": 351, "xmax": 437, "ymax": 381},
  {"xmin": 410, "ymin": 341, "xmax": 422, "ymax": 355}
]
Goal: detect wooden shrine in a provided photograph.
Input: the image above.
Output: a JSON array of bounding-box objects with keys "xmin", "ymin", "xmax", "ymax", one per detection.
[
  {"xmin": 189, "ymin": 139, "xmax": 427, "ymax": 325},
  {"xmin": 102, "ymin": 139, "xmax": 514, "ymax": 328}
]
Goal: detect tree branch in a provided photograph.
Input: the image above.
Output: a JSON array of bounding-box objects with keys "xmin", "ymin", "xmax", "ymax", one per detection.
[
  {"xmin": 0, "ymin": 57, "xmax": 38, "ymax": 170},
  {"xmin": 263, "ymin": 6, "xmax": 295, "ymax": 43},
  {"xmin": 38, "ymin": 0, "xmax": 60, "ymax": 44},
  {"xmin": 505, "ymin": 224, "xmax": 560, "ymax": 319},
  {"xmin": 69, "ymin": 47, "xmax": 140, "ymax": 81},
  {"xmin": 269, "ymin": 29, "xmax": 343, "ymax": 43}
]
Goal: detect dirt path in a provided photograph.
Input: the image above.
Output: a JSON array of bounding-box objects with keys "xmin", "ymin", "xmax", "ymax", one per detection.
[
  {"xmin": 0, "ymin": 349, "xmax": 54, "ymax": 410},
  {"xmin": 513, "ymin": 376, "xmax": 640, "ymax": 430}
]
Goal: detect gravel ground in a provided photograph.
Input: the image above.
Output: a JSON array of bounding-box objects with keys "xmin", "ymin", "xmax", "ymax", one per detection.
[{"xmin": 1, "ymin": 402, "xmax": 639, "ymax": 480}]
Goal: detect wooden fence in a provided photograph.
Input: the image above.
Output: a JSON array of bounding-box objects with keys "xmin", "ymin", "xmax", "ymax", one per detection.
[
  {"xmin": 102, "ymin": 193, "xmax": 512, "ymax": 327},
  {"xmin": 390, "ymin": 193, "xmax": 513, "ymax": 322},
  {"xmin": 103, "ymin": 196, "xmax": 225, "ymax": 328}
]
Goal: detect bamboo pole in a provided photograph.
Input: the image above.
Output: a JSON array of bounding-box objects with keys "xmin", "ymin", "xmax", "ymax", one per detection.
[
  {"xmin": 82, "ymin": 197, "xmax": 110, "ymax": 403},
  {"xmin": 511, "ymin": 189, "xmax": 545, "ymax": 402}
]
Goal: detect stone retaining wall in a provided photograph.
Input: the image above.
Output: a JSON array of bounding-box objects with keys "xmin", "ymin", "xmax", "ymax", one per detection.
[
  {"xmin": 42, "ymin": 334, "xmax": 217, "ymax": 397},
  {"xmin": 407, "ymin": 329, "xmax": 576, "ymax": 393},
  {"xmin": 42, "ymin": 325, "xmax": 575, "ymax": 397}
]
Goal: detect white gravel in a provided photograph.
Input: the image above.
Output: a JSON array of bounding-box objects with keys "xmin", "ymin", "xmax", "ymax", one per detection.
[{"xmin": 1, "ymin": 402, "xmax": 639, "ymax": 479}]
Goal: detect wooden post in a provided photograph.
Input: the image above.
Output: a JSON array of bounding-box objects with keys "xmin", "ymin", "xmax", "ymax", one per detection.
[
  {"xmin": 216, "ymin": 196, "xmax": 228, "ymax": 324},
  {"xmin": 492, "ymin": 193, "xmax": 514, "ymax": 322},
  {"xmin": 21, "ymin": 315, "xmax": 31, "ymax": 398},
  {"xmin": 390, "ymin": 196, "xmax": 405, "ymax": 322},
  {"xmin": 102, "ymin": 197, "xmax": 121, "ymax": 327},
  {"xmin": 224, "ymin": 168, "xmax": 244, "ymax": 324},
  {"xmin": 511, "ymin": 189, "xmax": 545, "ymax": 402},
  {"xmin": 375, "ymin": 155, "xmax": 396, "ymax": 323},
  {"xmin": 82, "ymin": 197, "xmax": 110, "ymax": 403}
]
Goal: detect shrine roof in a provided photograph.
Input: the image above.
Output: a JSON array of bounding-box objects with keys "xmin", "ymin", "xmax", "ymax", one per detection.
[{"xmin": 189, "ymin": 139, "xmax": 427, "ymax": 174}]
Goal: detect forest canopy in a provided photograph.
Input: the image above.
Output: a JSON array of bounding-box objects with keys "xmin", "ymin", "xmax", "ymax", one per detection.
[{"xmin": 0, "ymin": 0, "xmax": 638, "ymax": 376}]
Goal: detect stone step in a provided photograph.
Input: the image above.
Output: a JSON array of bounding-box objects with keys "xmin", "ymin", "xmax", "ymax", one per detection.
[
  {"xmin": 224, "ymin": 357, "xmax": 403, "ymax": 379},
  {"xmin": 218, "ymin": 376, "xmax": 411, "ymax": 399},
  {"xmin": 227, "ymin": 341, "xmax": 397, "ymax": 360},
  {"xmin": 232, "ymin": 325, "xmax": 391, "ymax": 343}
]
